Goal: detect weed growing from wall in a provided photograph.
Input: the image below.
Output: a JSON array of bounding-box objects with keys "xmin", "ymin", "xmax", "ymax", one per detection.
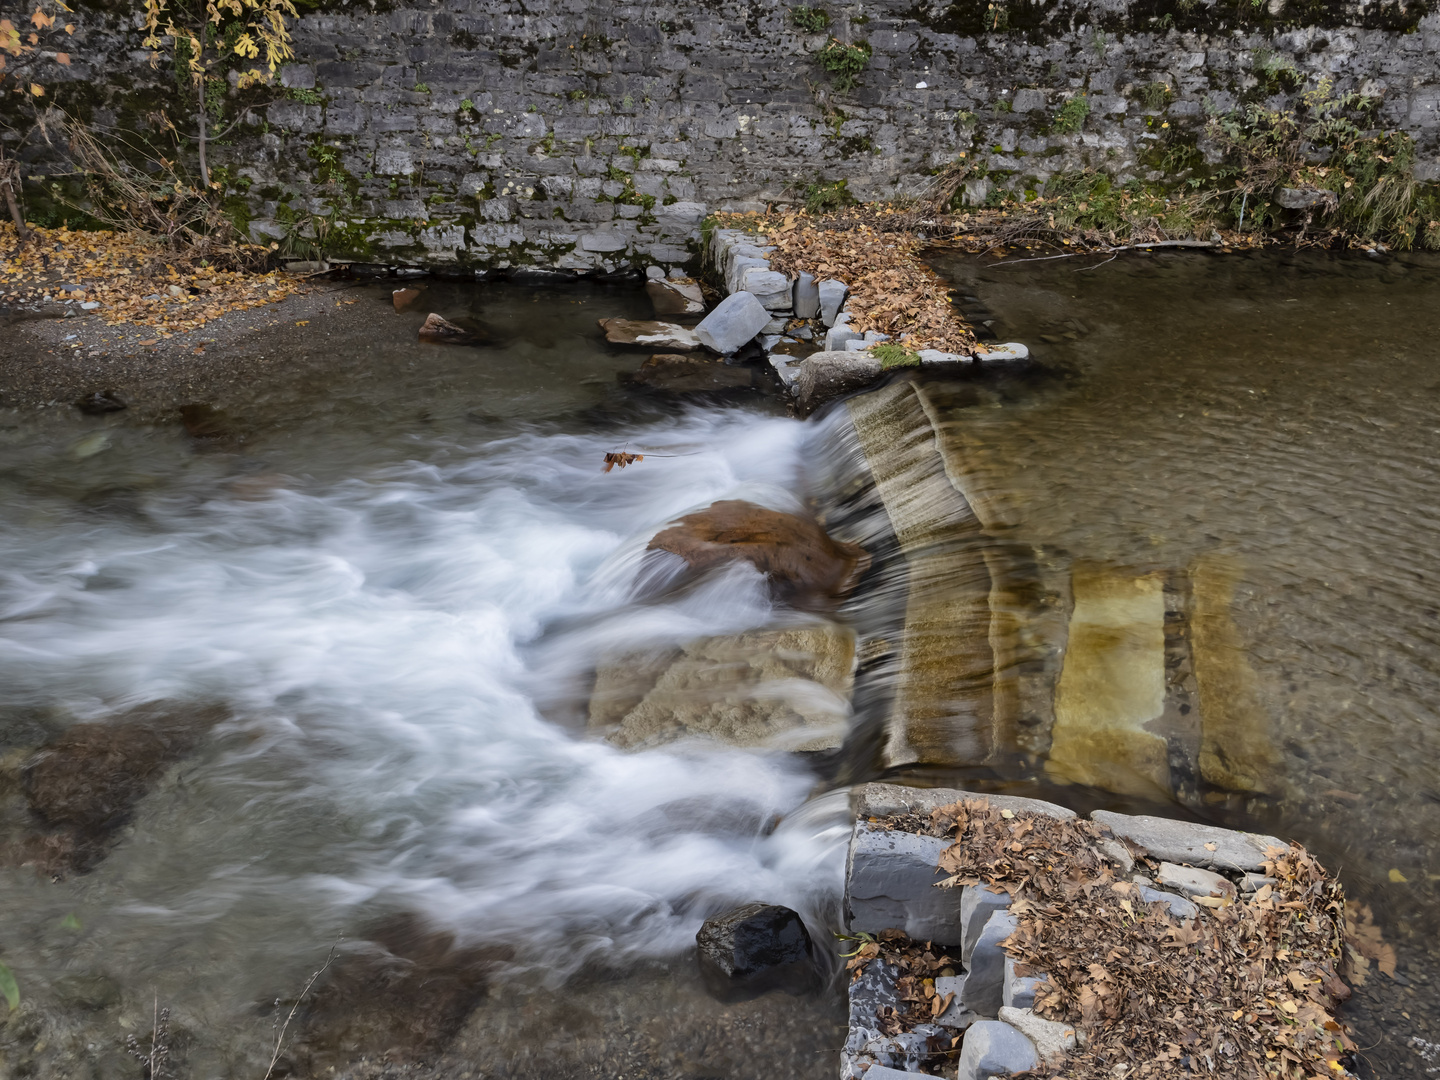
[
  {"xmin": 815, "ymin": 40, "xmax": 871, "ymax": 93},
  {"xmin": 804, "ymin": 179, "xmax": 857, "ymax": 214},
  {"xmin": 790, "ymin": 6, "xmax": 830, "ymax": 32},
  {"xmin": 1052, "ymin": 95, "xmax": 1090, "ymax": 134}
]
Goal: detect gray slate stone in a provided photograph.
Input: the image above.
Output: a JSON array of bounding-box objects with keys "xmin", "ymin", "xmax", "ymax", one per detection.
[
  {"xmin": 1092, "ymin": 810, "xmax": 1286, "ymax": 872},
  {"xmin": 997, "ymin": 1006, "xmax": 1078, "ymax": 1067},
  {"xmin": 961, "ymin": 910, "xmax": 1017, "ymax": 1017},
  {"xmin": 1156, "ymin": 861, "xmax": 1236, "ymax": 899},
  {"xmin": 1012, "ymin": 88, "xmax": 1047, "ymax": 112},
  {"xmin": 825, "ymin": 326, "xmax": 862, "ymax": 351},
  {"xmin": 919, "ymin": 349, "xmax": 970, "ymax": 366},
  {"xmin": 1136, "ymin": 883, "xmax": 1198, "ymax": 919},
  {"xmin": 845, "ymin": 823, "xmax": 964, "ymax": 945},
  {"xmin": 1002, "ymin": 956, "xmax": 1041, "ymax": 1009},
  {"xmin": 854, "ymin": 783, "xmax": 1076, "ymax": 823},
  {"xmin": 956, "ymin": 1019, "xmax": 1040, "ymax": 1079},
  {"xmin": 725, "ymin": 254, "xmax": 769, "ymax": 294},
  {"xmin": 935, "ymin": 974, "xmax": 983, "ymax": 1030},
  {"xmin": 740, "ymin": 267, "xmax": 794, "ymax": 310},
  {"xmin": 694, "ymin": 291, "xmax": 771, "ymax": 354},
  {"xmin": 793, "ymin": 271, "xmax": 820, "ymax": 319},
  {"xmin": 818, "ymin": 279, "xmax": 848, "ymax": 326},
  {"xmin": 795, "ymin": 350, "xmax": 884, "ymax": 414},
  {"xmin": 977, "ymin": 342, "xmax": 1030, "ymax": 364},
  {"xmin": 960, "ymin": 886, "xmax": 1012, "ymax": 967}
]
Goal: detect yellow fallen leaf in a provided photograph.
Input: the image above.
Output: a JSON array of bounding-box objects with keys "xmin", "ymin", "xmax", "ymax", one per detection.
[
  {"xmin": 30, "ymin": 82, "xmax": 44, "ymax": 96},
  {"xmin": 295, "ymin": 320, "xmax": 309, "ymax": 326},
  {"xmin": 1388, "ymin": 868, "xmax": 1409, "ymax": 883}
]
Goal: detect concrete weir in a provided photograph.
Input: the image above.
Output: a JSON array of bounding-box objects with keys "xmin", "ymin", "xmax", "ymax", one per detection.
[{"xmin": 845, "ymin": 382, "xmax": 1020, "ymax": 769}]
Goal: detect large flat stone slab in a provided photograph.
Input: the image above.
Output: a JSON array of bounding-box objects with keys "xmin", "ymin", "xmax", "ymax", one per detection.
[
  {"xmin": 597, "ymin": 318, "xmax": 701, "ymax": 350},
  {"xmin": 1045, "ymin": 565, "xmax": 1172, "ymax": 799},
  {"xmin": 694, "ymin": 291, "xmax": 770, "ymax": 354},
  {"xmin": 1091, "ymin": 810, "xmax": 1287, "ymax": 872},
  {"xmin": 854, "ymin": 782, "xmax": 1075, "ymax": 822},
  {"xmin": 845, "ymin": 824, "xmax": 963, "ymax": 944},
  {"xmin": 956, "ymin": 1019, "xmax": 1039, "ymax": 1079}
]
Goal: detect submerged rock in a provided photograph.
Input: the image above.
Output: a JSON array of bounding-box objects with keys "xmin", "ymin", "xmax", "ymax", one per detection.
[
  {"xmin": 696, "ymin": 902, "xmax": 815, "ymax": 999},
  {"xmin": 75, "ymin": 390, "xmax": 127, "ymax": 415},
  {"xmin": 589, "ymin": 624, "xmax": 855, "ymax": 750},
  {"xmin": 21, "ymin": 702, "xmax": 226, "ymax": 874},
  {"xmin": 645, "ymin": 277, "xmax": 705, "ymax": 316},
  {"xmin": 597, "ymin": 317, "xmax": 702, "ymax": 350},
  {"xmin": 179, "ymin": 403, "xmax": 240, "ymax": 441},
  {"xmin": 392, "ymin": 287, "xmax": 424, "ymax": 311},
  {"xmin": 647, "ymin": 499, "xmax": 869, "ymax": 605},
  {"xmin": 621, "ymin": 353, "xmax": 753, "ymax": 393},
  {"xmin": 289, "ymin": 913, "xmax": 510, "ymax": 1071}
]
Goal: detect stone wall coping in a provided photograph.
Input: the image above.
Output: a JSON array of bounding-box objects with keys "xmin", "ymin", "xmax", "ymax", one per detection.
[{"xmin": 853, "ymin": 781, "xmax": 1076, "ymax": 822}]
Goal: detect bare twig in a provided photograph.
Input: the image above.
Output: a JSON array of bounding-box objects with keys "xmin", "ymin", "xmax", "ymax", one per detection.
[{"xmin": 263, "ymin": 939, "xmax": 340, "ymax": 1080}]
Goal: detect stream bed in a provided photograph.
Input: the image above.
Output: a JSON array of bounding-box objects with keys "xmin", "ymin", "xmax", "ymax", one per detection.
[{"xmin": 0, "ymin": 254, "xmax": 1437, "ymax": 1078}]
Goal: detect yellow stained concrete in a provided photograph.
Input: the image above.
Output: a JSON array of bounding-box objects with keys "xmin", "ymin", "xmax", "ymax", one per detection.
[
  {"xmin": 1046, "ymin": 565, "xmax": 1173, "ymax": 799},
  {"xmin": 1191, "ymin": 554, "xmax": 1283, "ymax": 794}
]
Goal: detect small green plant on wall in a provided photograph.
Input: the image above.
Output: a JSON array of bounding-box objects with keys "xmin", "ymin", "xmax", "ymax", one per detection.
[
  {"xmin": 803, "ymin": 179, "xmax": 857, "ymax": 214},
  {"xmin": 1052, "ymin": 94, "xmax": 1090, "ymax": 134},
  {"xmin": 790, "ymin": 6, "xmax": 830, "ymax": 31},
  {"xmin": 816, "ymin": 39, "xmax": 872, "ymax": 93}
]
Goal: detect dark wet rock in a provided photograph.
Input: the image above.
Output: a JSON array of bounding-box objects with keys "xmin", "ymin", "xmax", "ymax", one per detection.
[
  {"xmin": 597, "ymin": 317, "xmax": 702, "ymax": 351},
  {"xmin": 392, "ymin": 287, "xmax": 424, "ymax": 311},
  {"xmin": 794, "ymin": 350, "xmax": 883, "ymax": 415},
  {"xmin": 418, "ymin": 311, "xmax": 485, "ymax": 344},
  {"xmin": 645, "ymin": 277, "xmax": 705, "ymax": 316},
  {"xmin": 696, "ymin": 903, "xmax": 815, "ymax": 999},
  {"xmin": 179, "ymin": 403, "xmax": 239, "ymax": 441},
  {"xmin": 290, "ymin": 913, "xmax": 510, "ymax": 1070},
  {"xmin": 647, "ymin": 499, "xmax": 870, "ymax": 605},
  {"xmin": 621, "ymin": 353, "xmax": 753, "ymax": 394},
  {"xmin": 75, "ymin": 390, "xmax": 127, "ymax": 415},
  {"xmin": 21, "ymin": 702, "xmax": 225, "ymax": 874},
  {"xmin": 54, "ymin": 973, "xmax": 123, "ymax": 1011}
]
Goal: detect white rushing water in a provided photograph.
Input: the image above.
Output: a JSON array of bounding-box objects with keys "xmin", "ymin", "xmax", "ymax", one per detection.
[{"xmin": 0, "ymin": 407, "xmax": 852, "ymax": 985}]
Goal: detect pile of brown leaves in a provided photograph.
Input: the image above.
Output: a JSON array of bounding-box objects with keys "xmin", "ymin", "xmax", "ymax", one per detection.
[
  {"xmin": 712, "ymin": 210, "xmax": 977, "ymax": 354},
  {"xmin": 1, "ymin": 223, "xmax": 299, "ymax": 335},
  {"xmin": 854, "ymin": 799, "xmax": 1361, "ymax": 1080}
]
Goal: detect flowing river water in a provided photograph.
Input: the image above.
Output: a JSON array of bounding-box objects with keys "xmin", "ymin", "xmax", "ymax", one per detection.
[{"xmin": 0, "ymin": 254, "xmax": 1437, "ymax": 1078}]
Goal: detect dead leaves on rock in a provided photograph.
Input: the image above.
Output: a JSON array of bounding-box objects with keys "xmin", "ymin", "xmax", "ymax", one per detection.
[
  {"xmin": 862, "ymin": 798, "xmax": 1358, "ymax": 1080},
  {"xmin": 715, "ymin": 209, "xmax": 976, "ymax": 355},
  {"xmin": 1, "ymin": 222, "xmax": 299, "ymax": 333}
]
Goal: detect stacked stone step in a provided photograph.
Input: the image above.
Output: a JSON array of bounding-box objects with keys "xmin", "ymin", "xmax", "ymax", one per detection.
[{"xmin": 841, "ymin": 782, "xmax": 1289, "ymax": 1080}]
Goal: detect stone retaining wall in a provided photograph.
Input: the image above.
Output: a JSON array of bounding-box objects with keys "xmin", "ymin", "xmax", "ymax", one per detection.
[{"xmin": 12, "ymin": 0, "xmax": 1439, "ymax": 269}]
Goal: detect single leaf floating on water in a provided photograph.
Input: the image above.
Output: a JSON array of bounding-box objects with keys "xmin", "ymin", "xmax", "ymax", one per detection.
[
  {"xmin": 59, "ymin": 913, "xmax": 82, "ymax": 931},
  {"xmin": 602, "ymin": 452, "xmax": 643, "ymax": 473},
  {"xmin": 0, "ymin": 962, "xmax": 18, "ymax": 1011}
]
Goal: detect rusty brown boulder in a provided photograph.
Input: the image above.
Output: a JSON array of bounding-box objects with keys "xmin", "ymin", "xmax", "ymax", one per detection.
[
  {"xmin": 597, "ymin": 317, "xmax": 702, "ymax": 351},
  {"xmin": 392, "ymin": 287, "xmax": 423, "ymax": 312},
  {"xmin": 418, "ymin": 312, "xmax": 485, "ymax": 345},
  {"xmin": 647, "ymin": 500, "xmax": 869, "ymax": 603}
]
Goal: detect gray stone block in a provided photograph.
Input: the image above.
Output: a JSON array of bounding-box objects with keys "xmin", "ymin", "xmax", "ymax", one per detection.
[
  {"xmin": 694, "ymin": 291, "xmax": 770, "ymax": 354},
  {"xmin": 961, "ymin": 910, "xmax": 1016, "ymax": 1018},
  {"xmin": 845, "ymin": 824, "xmax": 965, "ymax": 945},
  {"xmin": 726, "ymin": 255, "xmax": 769, "ymax": 294},
  {"xmin": 1012, "ymin": 88, "xmax": 1047, "ymax": 112},
  {"xmin": 796, "ymin": 350, "xmax": 884, "ymax": 414},
  {"xmin": 997, "ymin": 1007, "xmax": 1078, "ymax": 1067},
  {"xmin": 793, "ymin": 271, "xmax": 820, "ymax": 318},
  {"xmin": 818, "ymin": 279, "xmax": 848, "ymax": 326},
  {"xmin": 854, "ymin": 783, "xmax": 1076, "ymax": 822},
  {"xmin": 1156, "ymin": 862, "xmax": 1236, "ymax": 899},
  {"xmin": 977, "ymin": 342, "xmax": 1030, "ymax": 364},
  {"xmin": 740, "ymin": 267, "xmax": 794, "ymax": 310},
  {"xmin": 825, "ymin": 326, "xmax": 862, "ymax": 352},
  {"xmin": 1002, "ymin": 956, "xmax": 1041, "ymax": 1009},
  {"xmin": 934, "ymin": 974, "xmax": 983, "ymax": 1030},
  {"xmin": 919, "ymin": 349, "xmax": 970, "ymax": 365},
  {"xmin": 1092, "ymin": 810, "xmax": 1286, "ymax": 872},
  {"xmin": 1136, "ymin": 884, "xmax": 1198, "ymax": 919},
  {"xmin": 956, "ymin": 1019, "xmax": 1039, "ymax": 1079},
  {"xmin": 960, "ymin": 886, "xmax": 1012, "ymax": 967}
]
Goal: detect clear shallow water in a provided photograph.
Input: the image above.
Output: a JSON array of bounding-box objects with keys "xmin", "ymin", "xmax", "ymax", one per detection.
[
  {"xmin": 927, "ymin": 247, "xmax": 1440, "ymax": 1078},
  {"xmin": 0, "ymin": 282, "xmax": 847, "ymax": 1079}
]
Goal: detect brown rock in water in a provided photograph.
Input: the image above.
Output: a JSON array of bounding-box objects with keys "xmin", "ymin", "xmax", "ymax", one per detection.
[
  {"xmin": 597, "ymin": 317, "xmax": 702, "ymax": 351},
  {"xmin": 418, "ymin": 312, "xmax": 483, "ymax": 344},
  {"xmin": 20, "ymin": 702, "xmax": 226, "ymax": 874},
  {"xmin": 647, "ymin": 500, "xmax": 869, "ymax": 604},
  {"xmin": 288, "ymin": 913, "xmax": 510, "ymax": 1071},
  {"xmin": 179, "ymin": 402, "xmax": 237, "ymax": 440},
  {"xmin": 645, "ymin": 277, "xmax": 705, "ymax": 316},
  {"xmin": 392, "ymin": 287, "xmax": 423, "ymax": 312},
  {"xmin": 622, "ymin": 354, "xmax": 753, "ymax": 394}
]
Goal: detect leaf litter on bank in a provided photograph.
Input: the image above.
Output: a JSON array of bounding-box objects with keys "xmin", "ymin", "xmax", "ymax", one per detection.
[
  {"xmin": 2, "ymin": 222, "xmax": 301, "ymax": 334},
  {"xmin": 849, "ymin": 798, "xmax": 1373, "ymax": 1079}
]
